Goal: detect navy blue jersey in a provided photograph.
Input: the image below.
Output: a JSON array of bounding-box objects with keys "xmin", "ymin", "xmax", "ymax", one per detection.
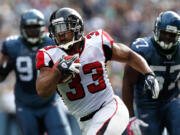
[
  {"xmin": 1, "ymin": 35, "xmax": 57, "ymax": 108},
  {"xmin": 131, "ymin": 37, "xmax": 180, "ymax": 107}
]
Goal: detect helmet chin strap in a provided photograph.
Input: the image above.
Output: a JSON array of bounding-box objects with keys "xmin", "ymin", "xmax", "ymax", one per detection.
[{"xmin": 59, "ymin": 37, "xmax": 82, "ymax": 50}]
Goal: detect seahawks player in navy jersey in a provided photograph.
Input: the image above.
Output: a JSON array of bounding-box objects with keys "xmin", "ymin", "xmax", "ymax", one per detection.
[
  {"xmin": 122, "ymin": 11, "xmax": 180, "ymax": 135},
  {"xmin": 0, "ymin": 9, "xmax": 71, "ymax": 135}
]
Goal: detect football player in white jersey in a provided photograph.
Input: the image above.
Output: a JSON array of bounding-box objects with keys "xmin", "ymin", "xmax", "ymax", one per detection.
[{"xmin": 35, "ymin": 7, "xmax": 159, "ymax": 135}]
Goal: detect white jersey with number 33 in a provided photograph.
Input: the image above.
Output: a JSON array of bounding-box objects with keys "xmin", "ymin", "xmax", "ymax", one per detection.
[{"xmin": 37, "ymin": 29, "xmax": 115, "ymax": 118}]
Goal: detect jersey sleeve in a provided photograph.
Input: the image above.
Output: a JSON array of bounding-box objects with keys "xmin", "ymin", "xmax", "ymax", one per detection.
[
  {"xmin": 102, "ymin": 30, "xmax": 114, "ymax": 61},
  {"xmin": 36, "ymin": 46, "xmax": 67, "ymax": 69},
  {"xmin": 1, "ymin": 36, "xmax": 19, "ymax": 57}
]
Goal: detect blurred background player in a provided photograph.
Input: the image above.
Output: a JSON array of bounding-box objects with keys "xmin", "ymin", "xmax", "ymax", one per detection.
[
  {"xmin": 0, "ymin": 9, "xmax": 71, "ymax": 135},
  {"xmin": 36, "ymin": 7, "xmax": 159, "ymax": 135},
  {"xmin": 122, "ymin": 11, "xmax": 180, "ymax": 135}
]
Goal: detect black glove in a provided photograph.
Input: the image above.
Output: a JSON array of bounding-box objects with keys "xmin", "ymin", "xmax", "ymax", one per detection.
[
  {"xmin": 57, "ymin": 55, "xmax": 81, "ymax": 75},
  {"xmin": 144, "ymin": 72, "xmax": 160, "ymax": 99}
]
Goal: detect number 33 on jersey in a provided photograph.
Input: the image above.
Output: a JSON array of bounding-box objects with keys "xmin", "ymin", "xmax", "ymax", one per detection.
[{"xmin": 36, "ymin": 29, "xmax": 115, "ymax": 117}]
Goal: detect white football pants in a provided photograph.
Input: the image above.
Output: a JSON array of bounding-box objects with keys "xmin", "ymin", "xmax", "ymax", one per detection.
[{"xmin": 78, "ymin": 95, "xmax": 129, "ymax": 135}]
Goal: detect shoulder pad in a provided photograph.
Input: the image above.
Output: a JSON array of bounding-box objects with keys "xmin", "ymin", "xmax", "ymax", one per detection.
[
  {"xmin": 5, "ymin": 35, "xmax": 19, "ymax": 41},
  {"xmin": 86, "ymin": 29, "xmax": 102, "ymax": 39},
  {"xmin": 36, "ymin": 46, "xmax": 67, "ymax": 69},
  {"xmin": 85, "ymin": 29, "xmax": 114, "ymax": 47},
  {"xmin": 5, "ymin": 35, "xmax": 19, "ymax": 44},
  {"xmin": 3, "ymin": 35, "xmax": 20, "ymax": 49},
  {"xmin": 131, "ymin": 38, "xmax": 150, "ymax": 53}
]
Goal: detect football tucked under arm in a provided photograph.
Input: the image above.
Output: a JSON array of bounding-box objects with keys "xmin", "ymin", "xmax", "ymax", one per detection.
[{"xmin": 53, "ymin": 55, "xmax": 81, "ymax": 83}]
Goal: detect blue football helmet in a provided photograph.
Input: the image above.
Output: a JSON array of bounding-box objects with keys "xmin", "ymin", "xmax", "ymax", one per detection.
[
  {"xmin": 20, "ymin": 9, "xmax": 46, "ymax": 45},
  {"xmin": 154, "ymin": 11, "xmax": 180, "ymax": 50}
]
